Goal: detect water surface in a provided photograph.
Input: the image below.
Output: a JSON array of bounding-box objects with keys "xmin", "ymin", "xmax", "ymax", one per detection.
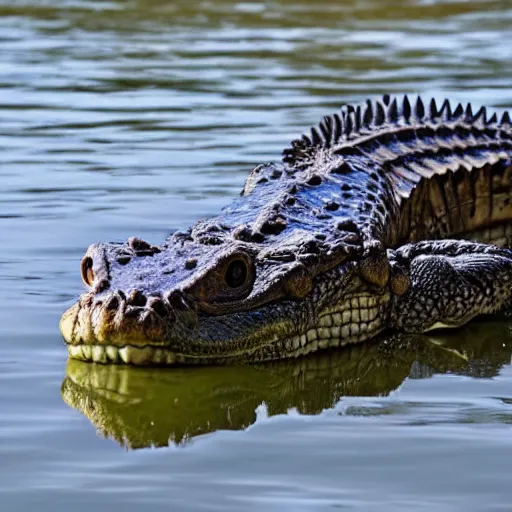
[{"xmin": 1, "ymin": 1, "xmax": 512, "ymax": 510}]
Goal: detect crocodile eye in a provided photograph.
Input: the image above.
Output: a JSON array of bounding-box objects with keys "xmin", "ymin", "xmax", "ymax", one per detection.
[
  {"xmin": 225, "ymin": 259, "xmax": 248, "ymax": 288},
  {"xmin": 81, "ymin": 256, "xmax": 95, "ymax": 286}
]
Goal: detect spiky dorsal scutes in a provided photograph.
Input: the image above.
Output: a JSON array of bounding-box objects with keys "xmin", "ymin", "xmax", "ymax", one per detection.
[
  {"xmin": 283, "ymin": 94, "xmax": 510, "ymax": 171},
  {"xmin": 282, "ymin": 95, "xmax": 512, "ymax": 246}
]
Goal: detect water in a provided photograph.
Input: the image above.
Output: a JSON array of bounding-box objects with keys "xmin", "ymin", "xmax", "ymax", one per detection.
[{"xmin": 1, "ymin": 0, "xmax": 512, "ymax": 510}]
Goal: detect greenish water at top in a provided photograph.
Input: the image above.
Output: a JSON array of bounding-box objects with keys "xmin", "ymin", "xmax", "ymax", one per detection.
[{"xmin": 1, "ymin": 1, "xmax": 512, "ymax": 510}]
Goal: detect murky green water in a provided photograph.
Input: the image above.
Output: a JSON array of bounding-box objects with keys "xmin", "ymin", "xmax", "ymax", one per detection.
[{"xmin": 1, "ymin": 1, "xmax": 512, "ymax": 510}]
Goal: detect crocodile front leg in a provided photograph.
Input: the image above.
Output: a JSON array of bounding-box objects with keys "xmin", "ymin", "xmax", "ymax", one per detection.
[{"xmin": 390, "ymin": 240, "xmax": 512, "ymax": 333}]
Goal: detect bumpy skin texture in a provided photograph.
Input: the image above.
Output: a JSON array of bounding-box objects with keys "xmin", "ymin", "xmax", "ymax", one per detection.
[{"xmin": 60, "ymin": 95, "xmax": 512, "ymax": 365}]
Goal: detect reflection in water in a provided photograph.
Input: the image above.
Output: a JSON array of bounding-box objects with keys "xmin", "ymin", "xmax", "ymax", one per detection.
[{"xmin": 62, "ymin": 319, "xmax": 512, "ymax": 449}]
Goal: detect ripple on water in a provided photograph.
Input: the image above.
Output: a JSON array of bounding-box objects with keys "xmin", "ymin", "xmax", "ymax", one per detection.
[{"xmin": 0, "ymin": 0, "xmax": 512, "ymax": 510}]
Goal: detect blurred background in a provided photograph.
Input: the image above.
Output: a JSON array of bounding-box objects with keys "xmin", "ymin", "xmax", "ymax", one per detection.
[{"xmin": 1, "ymin": 1, "xmax": 512, "ymax": 511}]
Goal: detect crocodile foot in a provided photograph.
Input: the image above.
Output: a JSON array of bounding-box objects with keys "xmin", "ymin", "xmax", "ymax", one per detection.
[{"xmin": 390, "ymin": 240, "xmax": 512, "ymax": 333}]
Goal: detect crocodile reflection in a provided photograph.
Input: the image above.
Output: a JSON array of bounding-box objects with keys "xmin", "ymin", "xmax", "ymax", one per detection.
[{"xmin": 62, "ymin": 319, "xmax": 512, "ymax": 449}]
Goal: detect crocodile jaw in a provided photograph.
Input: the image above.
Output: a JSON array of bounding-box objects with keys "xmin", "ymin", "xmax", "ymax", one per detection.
[{"xmin": 60, "ymin": 285, "xmax": 391, "ymax": 366}]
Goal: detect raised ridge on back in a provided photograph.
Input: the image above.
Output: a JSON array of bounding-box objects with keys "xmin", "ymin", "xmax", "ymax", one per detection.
[{"xmin": 283, "ymin": 94, "xmax": 511, "ymax": 172}]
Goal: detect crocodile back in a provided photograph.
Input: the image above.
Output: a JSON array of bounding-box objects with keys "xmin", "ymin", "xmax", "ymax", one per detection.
[{"xmin": 282, "ymin": 95, "xmax": 512, "ymax": 248}]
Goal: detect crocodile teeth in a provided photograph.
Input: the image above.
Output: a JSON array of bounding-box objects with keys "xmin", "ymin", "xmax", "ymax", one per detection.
[
  {"xmin": 118, "ymin": 347, "xmax": 130, "ymax": 364},
  {"xmin": 106, "ymin": 346, "xmax": 119, "ymax": 362},
  {"xmin": 67, "ymin": 344, "xmax": 177, "ymax": 365},
  {"xmin": 92, "ymin": 346, "xmax": 107, "ymax": 363},
  {"xmin": 118, "ymin": 346, "xmax": 158, "ymax": 364},
  {"xmin": 82, "ymin": 345, "xmax": 92, "ymax": 360},
  {"xmin": 68, "ymin": 345, "xmax": 83, "ymax": 359}
]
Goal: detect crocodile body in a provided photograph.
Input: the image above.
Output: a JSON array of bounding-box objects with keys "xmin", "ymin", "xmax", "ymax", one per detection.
[{"xmin": 60, "ymin": 95, "xmax": 512, "ymax": 365}]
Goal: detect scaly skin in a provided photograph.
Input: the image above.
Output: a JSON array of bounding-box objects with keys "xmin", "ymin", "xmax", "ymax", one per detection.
[{"xmin": 60, "ymin": 95, "xmax": 512, "ymax": 365}]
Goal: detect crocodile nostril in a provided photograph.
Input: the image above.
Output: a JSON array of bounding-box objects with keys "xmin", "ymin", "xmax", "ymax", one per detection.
[{"xmin": 81, "ymin": 256, "xmax": 95, "ymax": 287}]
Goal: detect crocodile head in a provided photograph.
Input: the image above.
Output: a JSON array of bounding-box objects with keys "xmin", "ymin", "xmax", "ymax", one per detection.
[{"xmin": 60, "ymin": 160, "xmax": 393, "ymax": 365}]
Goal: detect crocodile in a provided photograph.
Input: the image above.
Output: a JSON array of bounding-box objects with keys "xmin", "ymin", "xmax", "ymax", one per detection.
[{"xmin": 59, "ymin": 94, "xmax": 512, "ymax": 365}]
